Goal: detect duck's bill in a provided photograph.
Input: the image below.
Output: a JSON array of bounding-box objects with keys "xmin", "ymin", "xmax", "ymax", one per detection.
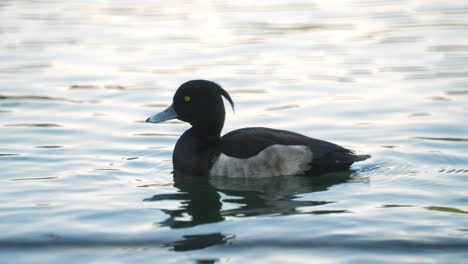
[{"xmin": 146, "ymin": 104, "xmax": 178, "ymax": 123}]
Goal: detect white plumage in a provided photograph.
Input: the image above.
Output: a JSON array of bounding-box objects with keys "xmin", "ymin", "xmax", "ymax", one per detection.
[{"xmin": 209, "ymin": 144, "xmax": 313, "ymax": 178}]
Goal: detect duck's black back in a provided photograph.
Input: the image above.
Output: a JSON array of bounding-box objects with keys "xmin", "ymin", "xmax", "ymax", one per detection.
[{"xmin": 217, "ymin": 127, "xmax": 342, "ymax": 158}]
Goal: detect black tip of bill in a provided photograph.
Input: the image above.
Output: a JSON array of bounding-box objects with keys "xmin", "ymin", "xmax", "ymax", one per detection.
[{"xmin": 146, "ymin": 104, "xmax": 178, "ymax": 123}]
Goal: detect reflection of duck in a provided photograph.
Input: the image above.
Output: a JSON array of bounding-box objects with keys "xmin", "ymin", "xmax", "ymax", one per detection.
[
  {"xmin": 144, "ymin": 170, "xmax": 354, "ymax": 229},
  {"xmin": 144, "ymin": 174, "xmax": 222, "ymax": 229},
  {"xmin": 167, "ymin": 233, "xmax": 234, "ymax": 252},
  {"xmin": 146, "ymin": 80, "xmax": 370, "ymax": 177}
]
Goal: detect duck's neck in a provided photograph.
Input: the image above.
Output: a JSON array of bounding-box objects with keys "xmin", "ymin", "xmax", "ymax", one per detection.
[
  {"xmin": 190, "ymin": 122, "xmax": 223, "ymax": 144},
  {"xmin": 189, "ymin": 107, "xmax": 225, "ymax": 143}
]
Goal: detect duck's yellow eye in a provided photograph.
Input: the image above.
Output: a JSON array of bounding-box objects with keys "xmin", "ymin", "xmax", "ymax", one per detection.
[{"xmin": 184, "ymin": 96, "xmax": 191, "ymax": 102}]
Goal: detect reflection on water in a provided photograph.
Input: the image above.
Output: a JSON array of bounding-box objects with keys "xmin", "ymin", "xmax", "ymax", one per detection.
[
  {"xmin": 426, "ymin": 206, "xmax": 468, "ymax": 215},
  {"xmin": 0, "ymin": 95, "xmax": 88, "ymax": 104},
  {"xmin": 5, "ymin": 123, "xmax": 63, "ymax": 128},
  {"xmin": 264, "ymin": 104, "xmax": 300, "ymax": 111},
  {"xmin": 69, "ymin": 85, "xmax": 127, "ymax": 90},
  {"xmin": 11, "ymin": 176, "xmax": 58, "ymax": 181},
  {"xmin": 145, "ymin": 171, "xmax": 353, "ymax": 229},
  {"xmin": 411, "ymin": 136, "xmax": 468, "ymax": 142},
  {"xmin": 167, "ymin": 233, "xmax": 234, "ymax": 252}
]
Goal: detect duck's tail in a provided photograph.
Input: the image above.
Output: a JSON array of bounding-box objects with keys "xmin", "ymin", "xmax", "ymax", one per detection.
[{"xmin": 353, "ymin": 154, "xmax": 371, "ymax": 162}]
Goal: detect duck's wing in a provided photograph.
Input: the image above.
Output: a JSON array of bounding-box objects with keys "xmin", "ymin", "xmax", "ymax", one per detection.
[{"xmin": 218, "ymin": 127, "xmax": 345, "ymax": 159}]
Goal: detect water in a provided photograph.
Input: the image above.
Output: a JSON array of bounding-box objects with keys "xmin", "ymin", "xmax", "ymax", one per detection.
[{"xmin": 1, "ymin": 0, "xmax": 467, "ymax": 263}]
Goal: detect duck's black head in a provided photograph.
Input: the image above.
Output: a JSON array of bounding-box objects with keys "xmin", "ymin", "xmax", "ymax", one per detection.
[{"xmin": 146, "ymin": 80, "xmax": 234, "ymax": 136}]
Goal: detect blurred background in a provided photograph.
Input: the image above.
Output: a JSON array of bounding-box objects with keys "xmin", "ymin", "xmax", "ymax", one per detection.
[{"xmin": 1, "ymin": 0, "xmax": 467, "ymax": 263}]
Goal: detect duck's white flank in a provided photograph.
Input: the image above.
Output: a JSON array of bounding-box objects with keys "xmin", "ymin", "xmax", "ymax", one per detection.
[{"xmin": 209, "ymin": 144, "xmax": 313, "ymax": 178}]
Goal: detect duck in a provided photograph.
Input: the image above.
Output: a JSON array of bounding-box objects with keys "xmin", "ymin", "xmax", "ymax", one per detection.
[{"xmin": 146, "ymin": 80, "xmax": 370, "ymax": 177}]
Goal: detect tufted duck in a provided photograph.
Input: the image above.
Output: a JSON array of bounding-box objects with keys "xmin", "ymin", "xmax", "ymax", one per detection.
[{"xmin": 146, "ymin": 80, "xmax": 370, "ymax": 177}]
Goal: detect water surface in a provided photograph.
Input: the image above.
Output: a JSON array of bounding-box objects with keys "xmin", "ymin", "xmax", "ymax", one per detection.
[{"xmin": 1, "ymin": 0, "xmax": 468, "ymax": 263}]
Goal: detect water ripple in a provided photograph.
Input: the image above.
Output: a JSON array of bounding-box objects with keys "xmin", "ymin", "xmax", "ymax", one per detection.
[
  {"xmin": 0, "ymin": 95, "xmax": 95, "ymax": 104},
  {"xmin": 411, "ymin": 137, "xmax": 468, "ymax": 142},
  {"xmin": 5, "ymin": 123, "xmax": 63, "ymax": 128}
]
